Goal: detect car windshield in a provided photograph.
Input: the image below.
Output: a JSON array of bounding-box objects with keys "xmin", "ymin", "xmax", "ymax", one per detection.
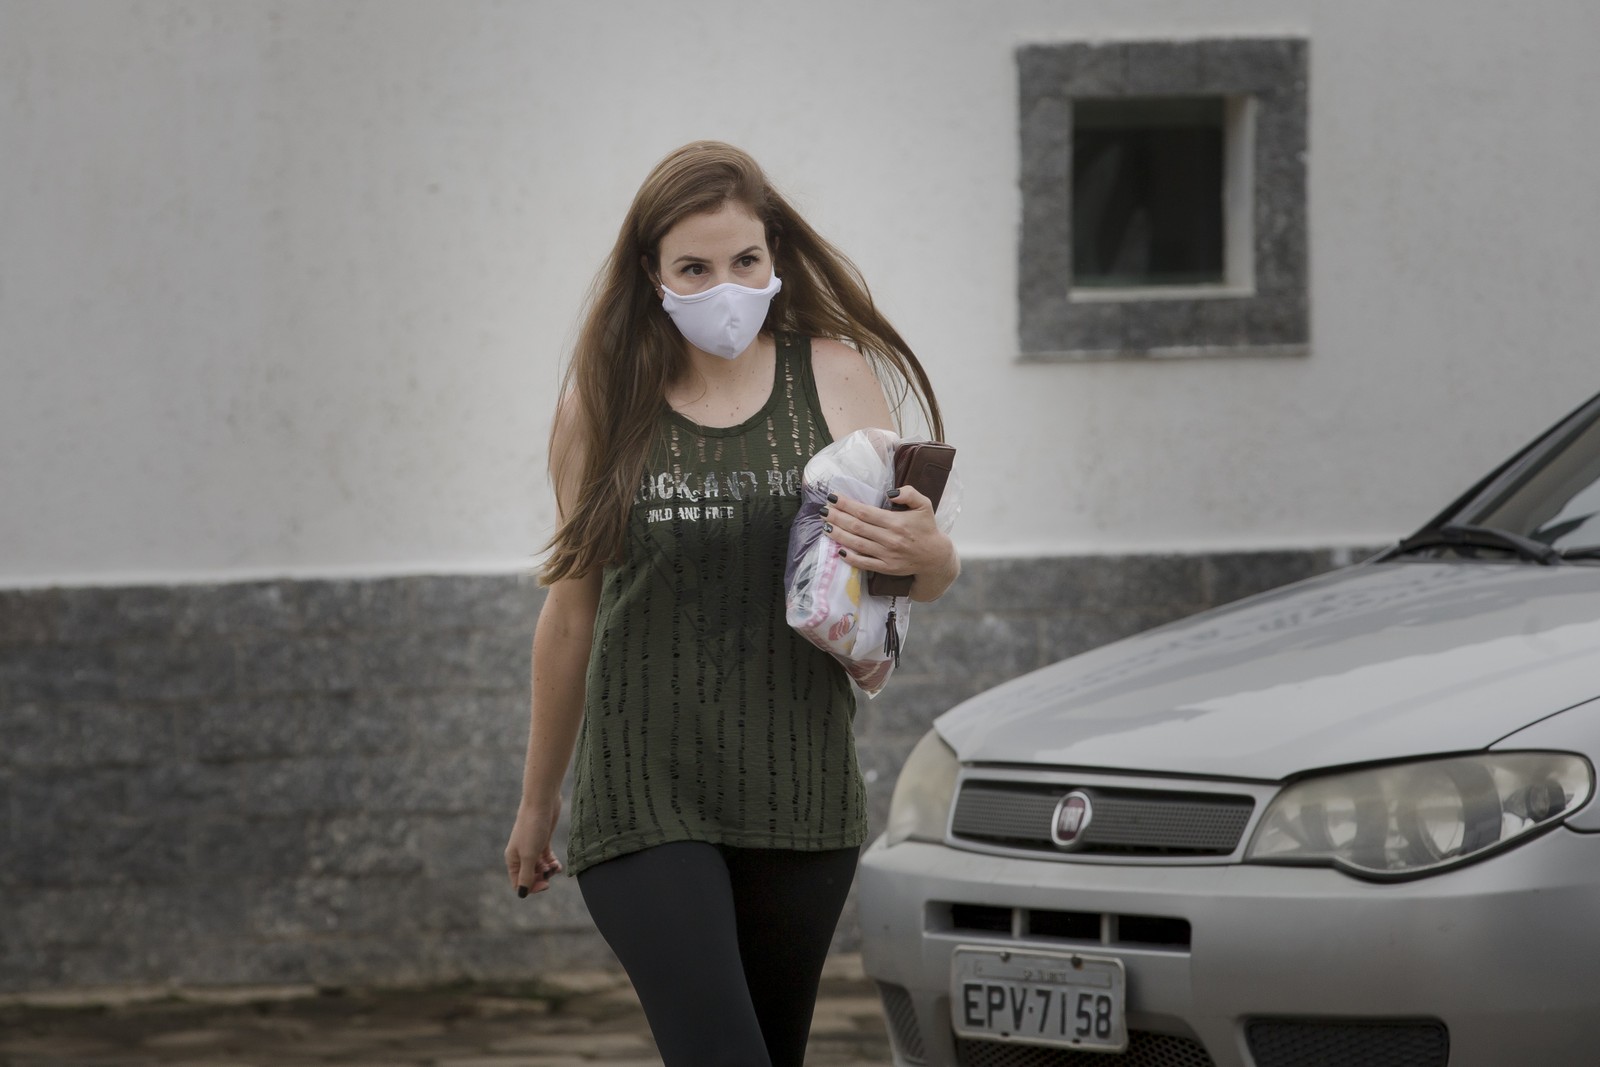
[{"xmin": 1452, "ymin": 399, "xmax": 1600, "ymax": 556}]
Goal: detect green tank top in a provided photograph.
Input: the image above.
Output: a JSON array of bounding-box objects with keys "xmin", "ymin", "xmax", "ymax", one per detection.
[{"xmin": 566, "ymin": 333, "xmax": 867, "ymax": 875}]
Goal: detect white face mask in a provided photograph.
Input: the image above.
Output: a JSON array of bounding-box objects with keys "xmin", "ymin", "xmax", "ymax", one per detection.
[{"xmin": 659, "ymin": 273, "xmax": 783, "ymax": 359}]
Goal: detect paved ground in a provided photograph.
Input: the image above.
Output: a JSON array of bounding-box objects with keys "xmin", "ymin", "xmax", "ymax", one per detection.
[{"xmin": 0, "ymin": 955, "xmax": 892, "ymax": 1067}]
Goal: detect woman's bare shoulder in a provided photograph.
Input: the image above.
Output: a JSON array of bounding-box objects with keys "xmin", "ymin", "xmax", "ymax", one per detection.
[
  {"xmin": 808, "ymin": 337, "xmax": 893, "ymax": 439},
  {"xmin": 551, "ymin": 388, "xmax": 584, "ymax": 432},
  {"xmin": 809, "ymin": 335, "xmax": 870, "ymax": 369}
]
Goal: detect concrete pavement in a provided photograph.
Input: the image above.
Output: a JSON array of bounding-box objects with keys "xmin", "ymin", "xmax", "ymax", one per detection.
[{"xmin": 0, "ymin": 954, "xmax": 892, "ymax": 1066}]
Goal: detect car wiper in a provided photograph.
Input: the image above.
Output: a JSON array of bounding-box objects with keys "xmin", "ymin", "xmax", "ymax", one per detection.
[
  {"xmin": 1390, "ymin": 523, "xmax": 1566, "ymax": 565},
  {"xmin": 1560, "ymin": 545, "xmax": 1600, "ymax": 561}
]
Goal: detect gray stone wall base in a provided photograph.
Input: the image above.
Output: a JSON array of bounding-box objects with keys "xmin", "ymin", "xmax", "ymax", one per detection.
[{"xmin": 0, "ymin": 549, "xmax": 1369, "ymax": 994}]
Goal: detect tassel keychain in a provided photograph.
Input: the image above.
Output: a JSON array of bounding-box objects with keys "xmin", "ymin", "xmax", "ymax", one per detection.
[{"xmin": 883, "ymin": 597, "xmax": 902, "ymax": 668}]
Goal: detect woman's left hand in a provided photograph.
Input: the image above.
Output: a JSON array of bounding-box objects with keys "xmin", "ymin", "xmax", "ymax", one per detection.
[{"xmin": 821, "ymin": 485, "xmax": 960, "ymax": 602}]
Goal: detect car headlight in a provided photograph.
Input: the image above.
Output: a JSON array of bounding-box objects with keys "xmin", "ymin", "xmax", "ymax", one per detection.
[
  {"xmin": 1246, "ymin": 752, "xmax": 1594, "ymax": 880},
  {"xmin": 884, "ymin": 729, "xmax": 960, "ymax": 847}
]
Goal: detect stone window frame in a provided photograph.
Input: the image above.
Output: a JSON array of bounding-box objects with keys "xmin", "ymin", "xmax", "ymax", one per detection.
[{"xmin": 1018, "ymin": 38, "xmax": 1309, "ymax": 361}]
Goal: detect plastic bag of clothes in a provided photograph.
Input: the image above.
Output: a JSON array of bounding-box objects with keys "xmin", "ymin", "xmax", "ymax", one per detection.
[{"xmin": 783, "ymin": 428, "xmax": 960, "ymax": 697}]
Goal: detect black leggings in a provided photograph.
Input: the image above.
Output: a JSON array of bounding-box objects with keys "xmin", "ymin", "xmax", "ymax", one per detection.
[{"xmin": 577, "ymin": 841, "xmax": 860, "ymax": 1067}]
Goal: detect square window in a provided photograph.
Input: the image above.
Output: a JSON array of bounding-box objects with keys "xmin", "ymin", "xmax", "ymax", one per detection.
[
  {"xmin": 1072, "ymin": 97, "xmax": 1227, "ymax": 289},
  {"xmin": 1018, "ymin": 39, "xmax": 1309, "ymax": 360}
]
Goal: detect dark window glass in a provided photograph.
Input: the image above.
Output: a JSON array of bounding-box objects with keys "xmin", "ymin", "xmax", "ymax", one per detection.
[{"xmin": 1072, "ymin": 97, "xmax": 1225, "ymax": 288}]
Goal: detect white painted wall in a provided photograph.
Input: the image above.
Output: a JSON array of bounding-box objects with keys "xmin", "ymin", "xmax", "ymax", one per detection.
[{"xmin": 3, "ymin": 0, "xmax": 1597, "ymax": 588}]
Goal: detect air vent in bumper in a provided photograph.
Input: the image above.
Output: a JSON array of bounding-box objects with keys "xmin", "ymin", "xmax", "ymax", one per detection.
[
  {"xmin": 1245, "ymin": 1017, "xmax": 1449, "ymax": 1067},
  {"xmin": 876, "ymin": 981, "xmax": 926, "ymax": 1064}
]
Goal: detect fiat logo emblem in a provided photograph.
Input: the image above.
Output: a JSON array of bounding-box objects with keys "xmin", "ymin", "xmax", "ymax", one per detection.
[{"xmin": 1051, "ymin": 791, "xmax": 1094, "ymax": 849}]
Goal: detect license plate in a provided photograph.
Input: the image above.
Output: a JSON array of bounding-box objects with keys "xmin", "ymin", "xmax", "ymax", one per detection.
[{"xmin": 950, "ymin": 946, "xmax": 1127, "ymax": 1052}]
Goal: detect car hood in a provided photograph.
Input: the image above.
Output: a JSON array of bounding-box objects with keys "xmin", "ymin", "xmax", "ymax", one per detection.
[{"xmin": 936, "ymin": 562, "xmax": 1600, "ymax": 780}]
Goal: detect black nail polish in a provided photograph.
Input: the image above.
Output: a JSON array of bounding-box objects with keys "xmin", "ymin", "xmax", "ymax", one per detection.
[
  {"xmin": 827, "ymin": 493, "xmax": 838, "ymax": 504},
  {"xmin": 838, "ymin": 548, "xmax": 847, "ymax": 557},
  {"xmin": 819, "ymin": 505, "xmax": 829, "ymax": 517},
  {"xmin": 887, "ymin": 488, "xmax": 901, "ymax": 499},
  {"xmin": 517, "ymin": 886, "xmax": 528, "ymax": 898},
  {"xmin": 824, "ymin": 523, "xmax": 833, "ymax": 534}
]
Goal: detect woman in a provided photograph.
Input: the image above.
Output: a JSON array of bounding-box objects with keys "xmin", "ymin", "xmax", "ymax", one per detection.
[{"xmin": 504, "ymin": 141, "xmax": 957, "ymax": 1067}]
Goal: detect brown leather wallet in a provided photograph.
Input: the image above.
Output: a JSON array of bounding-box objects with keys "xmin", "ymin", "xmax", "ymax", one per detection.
[{"xmin": 867, "ymin": 442, "xmax": 957, "ymax": 598}]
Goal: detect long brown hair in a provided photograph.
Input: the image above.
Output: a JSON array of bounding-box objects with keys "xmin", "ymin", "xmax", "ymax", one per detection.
[{"xmin": 540, "ymin": 141, "xmax": 943, "ymax": 584}]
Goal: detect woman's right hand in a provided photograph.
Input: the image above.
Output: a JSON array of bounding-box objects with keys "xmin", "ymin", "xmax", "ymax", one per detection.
[{"xmin": 505, "ymin": 799, "xmax": 564, "ymax": 897}]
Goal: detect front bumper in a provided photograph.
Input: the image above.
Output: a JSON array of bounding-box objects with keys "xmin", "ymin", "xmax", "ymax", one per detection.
[{"xmin": 858, "ymin": 826, "xmax": 1600, "ymax": 1067}]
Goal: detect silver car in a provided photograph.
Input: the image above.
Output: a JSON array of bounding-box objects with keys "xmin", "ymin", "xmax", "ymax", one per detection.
[{"xmin": 859, "ymin": 391, "xmax": 1600, "ymax": 1067}]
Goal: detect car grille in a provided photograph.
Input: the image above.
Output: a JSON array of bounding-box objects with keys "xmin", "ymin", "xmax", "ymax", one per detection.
[
  {"xmin": 951, "ymin": 781, "xmax": 1254, "ymax": 855},
  {"xmin": 1245, "ymin": 1018, "xmax": 1449, "ymax": 1067},
  {"xmin": 955, "ymin": 1032, "xmax": 1214, "ymax": 1067},
  {"xmin": 876, "ymin": 982, "xmax": 927, "ymax": 1063}
]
